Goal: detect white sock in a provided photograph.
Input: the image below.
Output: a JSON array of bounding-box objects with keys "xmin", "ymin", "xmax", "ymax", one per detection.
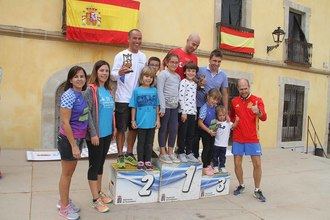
[{"xmin": 255, "ymin": 188, "xmax": 260, "ymax": 192}]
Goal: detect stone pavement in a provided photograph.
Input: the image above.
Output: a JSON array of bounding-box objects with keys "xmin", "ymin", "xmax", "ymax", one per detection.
[{"xmin": 0, "ymin": 148, "xmax": 330, "ymax": 220}]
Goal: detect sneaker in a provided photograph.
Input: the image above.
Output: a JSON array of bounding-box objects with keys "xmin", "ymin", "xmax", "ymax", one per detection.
[
  {"xmin": 169, "ymin": 154, "xmax": 180, "ymax": 163},
  {"xmin": 117, "ymin": 155, "xmax": 125, "ymax": 169},
  {"xmin": 137, "ymin": 161, "xmax": 145, "ymax": 170},
  {"xmin": 59, "ymin": 204, "xmax": 80, "ymax": 220},
  {"xmin": 254, "ymin": 189, "xmax": 266, "ymax": 202},
  {"xmin": 125, "ymin": 153, "xmax": 138, "ymax": 166},
  {"xmin": 178, "ymin": 153, "xmax": 188, "ymax": 163},
  {"xmin": 99, "ymin": 191, "xmax": 112, "ymax": 204},
  {"xmin": 159, "ymin": 154, "xmax": 173, "ymax": 164},
  {"xmin": 144, "ymin": 161, "xmax": 154, "ymax": 170},
  {"xmin": 219, "ymin": 167, "xmax": 228, "ymax": 174},
  {"xmin": 233, "ymin": 185, "xmax": 245, "ymax": 195},
  {"xmin": 213, "ymin": 167, "xmax": 219, "ymax": 173},
  {"xmin": 186, "ymin": 153, "xmax": 199, "ymax": 163},
  {"xmin": 56, "ymin": 199, "xmax": 80, "ymax": 213},
  {"xmin": 92, "ymin": 198, "xmax": 110, "ymax": 213}
]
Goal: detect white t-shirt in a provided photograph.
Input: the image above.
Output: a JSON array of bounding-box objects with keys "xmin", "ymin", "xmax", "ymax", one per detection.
[
  {"xmin": 214, "ymin": 121, "xmax": 233, "ymax": 147},
  {"xmin": 178, "ymin": 79, "xmax": 197, "ymax": 115},
  {"xmin": 110, "ymin": 49, "xmax": 147, "ymax": 103}
]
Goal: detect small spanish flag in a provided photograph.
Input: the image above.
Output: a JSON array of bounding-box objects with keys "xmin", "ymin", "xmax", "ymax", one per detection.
[
  {"xmin": 65, "ymin": 0, "xmax": 140, "ymax": 45},
  {"xmin": 219, "ymin": 24, "xmax": 255, "ymax": 54}
]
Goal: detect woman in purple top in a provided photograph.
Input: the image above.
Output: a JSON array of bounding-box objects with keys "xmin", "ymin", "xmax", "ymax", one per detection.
[{"xmin": 57, "ymin": 66, "xmax": 88, "ymax": 220}]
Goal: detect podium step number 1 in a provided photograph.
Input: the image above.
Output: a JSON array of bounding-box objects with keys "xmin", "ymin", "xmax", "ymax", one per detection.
[{"xmin": 158, "ymin": 162, "xmax": 202, "ymax": 202}]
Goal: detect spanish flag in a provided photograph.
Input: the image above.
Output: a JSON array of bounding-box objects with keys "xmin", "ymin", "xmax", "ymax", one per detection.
[
  {"xmin": 66, "ymin": 0, "xmax": 140, "ymax": 45},
  {"xmin": 219, "ymin": 24, "xmax": 255, "ymax": 54}
]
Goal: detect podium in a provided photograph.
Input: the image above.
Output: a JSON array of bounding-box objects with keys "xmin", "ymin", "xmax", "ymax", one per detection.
[
  {"xmin": 109, "ymin": 160, "xmax": 231, "ymax": 204},
  {"xmin": 109, "ymin": 163, "xmax": 160, "ymax": 204},
  {"xmin": 156, "ymin": 161, "xmax": 203, "ymax": 202},
  {"xmin": 200, "ymin": 172, "xmax": 230, "ymax": 198}
]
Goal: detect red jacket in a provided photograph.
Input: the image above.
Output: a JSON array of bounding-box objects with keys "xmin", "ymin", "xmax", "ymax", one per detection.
[{"xmin": 230, "ymin": 94, "xmax": 267, "ymax": 143}]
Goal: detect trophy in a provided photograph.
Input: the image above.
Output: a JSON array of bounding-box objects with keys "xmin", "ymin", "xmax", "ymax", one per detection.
[{"xmin": 119, "ymin": 53, "xmax": 133, "ymax": 83}]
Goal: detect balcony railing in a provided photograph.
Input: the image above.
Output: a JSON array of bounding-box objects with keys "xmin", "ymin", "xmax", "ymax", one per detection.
[{"xmin": 285, "ymin": 38, "xmax": 313, "ymax": 67}]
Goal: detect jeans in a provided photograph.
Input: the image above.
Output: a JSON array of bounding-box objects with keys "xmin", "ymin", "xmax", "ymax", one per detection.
[{"xmin": 213, "ymin": 146, "xmax": 227, "ymax": 168}]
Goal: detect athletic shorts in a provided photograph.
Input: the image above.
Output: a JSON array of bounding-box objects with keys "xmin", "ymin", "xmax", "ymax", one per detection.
[
  {"xmin": 115, "ymin": 102, "xmax": 133, "ymax": 132},
  {"xmin": 232, "ymin": 142, "xmax": 262, "ymax": 156},
  {"xmin": 57, "ymin": 134, "xmax": 84, "ymax": 161}
]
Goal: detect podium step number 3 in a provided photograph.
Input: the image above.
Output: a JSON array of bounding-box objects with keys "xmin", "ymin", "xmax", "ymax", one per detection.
[{"xmin": 200, "ymin": 173, "xmax": 231, "ymax": 198}]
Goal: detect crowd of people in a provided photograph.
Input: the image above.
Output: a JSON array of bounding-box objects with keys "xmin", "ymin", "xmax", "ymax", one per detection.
[{"xmin": 56, "ymin": 28, "xmax": 267, "ymax": 219}]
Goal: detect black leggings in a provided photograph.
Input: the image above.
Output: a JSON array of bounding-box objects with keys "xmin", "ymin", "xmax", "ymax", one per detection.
[
  {"xmin": 86, "ymin": 135, "xmax": 112, "ymax": 180},
  {"xmin": 177, "ymin": 114, "xmax": 196, "ymax": 154},
  {"xmin": 200, "ymin": 130, "xmax": 215, "ymax": 168},
  {"xmin": 137, "ymin": 128, "xmax": 155, "ymax": 162},
  {"xmin": 192, "ymin": 107, "xmax": 201, "ymax": 158}
]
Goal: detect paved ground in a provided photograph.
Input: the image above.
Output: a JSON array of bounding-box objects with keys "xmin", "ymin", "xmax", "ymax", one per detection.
[{"xmin": 0, "ymin": 148, "xmax": 330, "ymax": 220}]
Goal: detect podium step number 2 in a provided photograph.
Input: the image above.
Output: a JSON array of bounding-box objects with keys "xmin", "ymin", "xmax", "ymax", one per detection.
[
  {"xmin": 109, "ymin": 164, "xmax": 160, "ymax": 204},
  {"xmin": 139, "ymin": 174, "xmax": 155, "ymax": 197}
]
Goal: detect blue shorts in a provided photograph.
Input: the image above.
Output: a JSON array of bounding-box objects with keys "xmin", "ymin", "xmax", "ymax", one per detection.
[{"xmin": 232, "ymin": 142, "xmax": 262, "ymax": 156}]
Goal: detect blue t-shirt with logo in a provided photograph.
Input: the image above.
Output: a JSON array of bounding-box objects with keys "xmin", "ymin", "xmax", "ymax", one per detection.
[
  {"xmin": 98, "ymin": 86, "xmax": 114, "ymax": 137},
  {"xmin": 129, "ymin": 86, "xmax": 159, "ymax": 129},
  {"xmin": 199, "ymin": 103, "xmax": 216, "ymax": 127}
]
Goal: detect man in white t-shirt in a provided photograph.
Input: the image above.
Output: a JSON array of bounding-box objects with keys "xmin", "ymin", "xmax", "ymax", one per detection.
[{"xmin": 110, "ymin": 29, "xmax": 147, "ymax": 168}]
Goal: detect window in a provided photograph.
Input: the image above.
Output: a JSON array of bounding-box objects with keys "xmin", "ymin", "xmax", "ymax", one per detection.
[
  {"xmin": 221, "ymin": 0, "xmax": 242, "ymax": 27},
  {"xmin": 284, "ymin": 1, "xmax": 312, "ymax": 67},
  {"xmin": 282, "ymin": 84, "xmax": 304, "ymax": 142},
  {"xmin": 216, "ymin": 0, "xmax": 253, "ymax": 58},
  {"xmin": 286, "ymin": 11, "xmax": 312, "ymax": 66}
]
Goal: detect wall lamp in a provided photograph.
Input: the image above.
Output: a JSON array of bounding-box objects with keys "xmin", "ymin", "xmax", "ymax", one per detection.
[{"xmin": 267, "ymin": 27, "xmax": 285, "ymax": 53}]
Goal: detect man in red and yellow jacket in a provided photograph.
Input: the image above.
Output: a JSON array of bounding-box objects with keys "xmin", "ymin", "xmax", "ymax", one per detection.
[{"xmin": 230, "ymin": 78, "xmax": 267, "ymax": 202}]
